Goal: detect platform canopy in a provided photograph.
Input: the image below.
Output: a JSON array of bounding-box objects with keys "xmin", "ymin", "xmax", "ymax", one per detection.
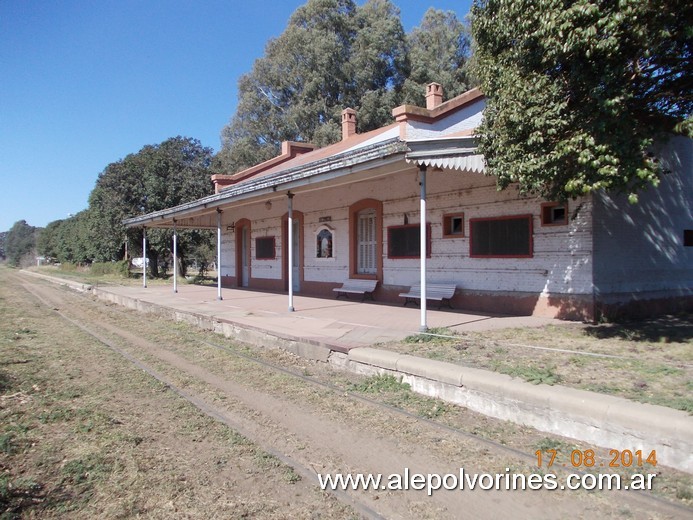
[
  {"xmin": 122, "ymin": 136, "xmax": 483, "ymax": 231},
  {"xmin": 404, "ymin": 136, "xmax": 484, "ymax": 173}
]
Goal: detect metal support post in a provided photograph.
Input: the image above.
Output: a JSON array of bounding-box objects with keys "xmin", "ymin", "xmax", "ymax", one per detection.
[{"xmin": 419, "ymin": 166, "xmax": 428, "ymax": 332}]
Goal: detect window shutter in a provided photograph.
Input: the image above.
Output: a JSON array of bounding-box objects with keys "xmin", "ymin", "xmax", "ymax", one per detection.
[{"xmin": 357, "ymin": 209, "xmax": 376, "ymax": 274}]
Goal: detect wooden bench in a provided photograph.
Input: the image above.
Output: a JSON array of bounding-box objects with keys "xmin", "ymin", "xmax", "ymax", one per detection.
[
  {"xmin": 333, "ymin": 279, "xmax": 378, "ymax": 301},
  {"xmin": 399, "ymin": 283, "xmax": 456, "ymax": 309}
]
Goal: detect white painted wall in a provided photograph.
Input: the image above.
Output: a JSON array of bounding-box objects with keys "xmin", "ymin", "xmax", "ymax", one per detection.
[
  {"xmin": 592, "ymin": 136, "xmax": 693, "ymax": 300},
  {"xmin": 406, "ymin": 98, "xmax": 485, "ymax": 139},
  {"xmin": 218, "ymin": 161, "xmax": 595, "ymax": 299}
]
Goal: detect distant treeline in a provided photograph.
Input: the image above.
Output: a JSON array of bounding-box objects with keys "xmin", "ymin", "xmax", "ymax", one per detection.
[{"xmin": 12, "ymin": 1, "xmax": 471, "ymax": 274}]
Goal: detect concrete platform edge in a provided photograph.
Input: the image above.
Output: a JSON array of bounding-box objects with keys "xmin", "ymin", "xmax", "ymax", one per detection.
[
  {"xmin": 344, "ymin": 349, "xmax": 693, "ymax": 473},
  {"xmin": 24, "ymin": 272, "xmax": 693, "ymax": 474}
]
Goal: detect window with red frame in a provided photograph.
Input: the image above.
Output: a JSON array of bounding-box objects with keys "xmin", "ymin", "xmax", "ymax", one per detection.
[
  {"xmin": 387, "ymin": 224, "xmax": 431, "ymax": 259},
  {"xmin": 470, "ymin": 215, "xmax": 533, "ymax": 258},
  {"xmin": 541, "ymin": 202, "xmax": 568, "ymax": 226},
  {"xmin": 255, "ymin": 236, "xmax": 275, "ymax": 260}
]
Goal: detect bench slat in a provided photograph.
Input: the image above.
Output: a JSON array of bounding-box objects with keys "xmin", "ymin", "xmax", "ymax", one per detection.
[
  {"xmin": 398, "ymin": 283, "xmax": 456, "ymax": 309},
  {"xmin": 333, "ymin": 279, "xmax": 378, "ymax": 301}
]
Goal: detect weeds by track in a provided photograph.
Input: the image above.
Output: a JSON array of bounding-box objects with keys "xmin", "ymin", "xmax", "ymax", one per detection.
[
  {"xmin": 14, "ymin": 271, "xmax": 693, "ymax": 519},
  {"xmin": 18, "ymin": 276, "xmax": 383, "ymax": 520}
]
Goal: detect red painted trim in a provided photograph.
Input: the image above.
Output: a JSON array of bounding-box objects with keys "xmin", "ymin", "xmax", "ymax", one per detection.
[
  {"xmin": 349, "ymin": 199, "xmax": 383, "ymax": 281},
  {"xmin": 442, "ymin": 212, "xmax": 465, "ymax": 238},
  {"xmin": 255, "ymin": 236, "xmax": 276, "ymax": 260},
  {"xmin": 540, "ymin": 202, "xmax": 569, "ymax": 226},
  {"xmin": 469, "ymin": 214, "xmax": 534, "ymax": 259},
  {"xmin": 235, "ymin": 218, "xmax": 251, "ymax": 286}
]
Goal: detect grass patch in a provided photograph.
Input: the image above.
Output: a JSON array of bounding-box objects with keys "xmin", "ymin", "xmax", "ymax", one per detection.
[
  {"xmin": 404, "ymin": 327, "xmax": 456, "ymax": 344},
  {"xmin": 568, "ymin": 355, "xmax": 591, "ymax": 367},
  {"xmin": 253, "ymin": 450, "xmax": 302, "ymax": 484},
  {"xmin": 0, "ymin": 432, "xmax": 16, "ymax": 455},
  {"xmin": 380, "ymin": 315, "xmax": 692, "ymax": 413},
  {"xmin": 60, "ymin": 453, "xmax": 112, "ymax": 486},
  {"xmin": 634, "ymin": 363, "xmax": 683, "ymax": 377},
  {"xmin": 283, "ymin": 467, "xmax": 302, "ymax": 484},
  {"xmin": 254, "ymin": 450, "xmax": 282, "ymax": 470},
  {"xmin": 417, "ymin": 401, "xmax": 454, "ymax": 419},
  {"xmin": 89, "ymin": 261, "xmax": 129, "ymax": 278},
  {"xmin": 638, "ymin": 395, "xmax": 693, "ymax": 414},
  {"xmin": 584, "ymin": 314, "xmax": 693, "ymax": 343},
  {"xmin": 348, "ymin": 374, "xmax": 411, "ymax": 394},
  {"xmin": 677, "ymin": 483, "xmax": 693, "ymax": 501},
  {"xmin": 347, "ymin": 374, "xmax": 456, "ymax": 420},
  {"xmin": 584, "ymin": 383, "xmax": 622, "ymax": 395},
  {"xmin": 38, "ymin": 407, "xmax": 76, "ymax": 424},
  {"xmin": 494, "ymin": 363, "xmax": 562, "ymax": 386},
  {"xmin": 534, "ymin": 437, "xmax": 570, "ymax": 452}
]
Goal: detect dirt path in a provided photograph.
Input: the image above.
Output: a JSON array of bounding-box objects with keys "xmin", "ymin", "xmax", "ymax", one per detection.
[{"xmin": 3, "ymin": 269, "xmax": 691, "ymax": 519}]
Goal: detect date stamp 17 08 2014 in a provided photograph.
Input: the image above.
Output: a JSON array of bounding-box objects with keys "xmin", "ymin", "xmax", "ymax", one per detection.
[{"xmin": 536, "ymin": 449, "xmax": 658, "ymax": 469}]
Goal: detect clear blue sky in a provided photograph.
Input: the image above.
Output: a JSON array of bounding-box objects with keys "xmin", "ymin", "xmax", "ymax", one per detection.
[{"xmin": 0, "ymin": 0, "xmax": 472, "ymax": 232}]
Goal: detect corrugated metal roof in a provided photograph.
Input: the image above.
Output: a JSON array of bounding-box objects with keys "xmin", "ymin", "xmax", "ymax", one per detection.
[
  {"xmin": 123, "ymin": 138, "xmax": 407, "ymax": 228},
  {"xmin": 406, "ymin": 153, "xmax": 485, "ymax": 173},
  {"xmin": 404, "ymin": 136, "xmax": 485, "ymax": 173}
]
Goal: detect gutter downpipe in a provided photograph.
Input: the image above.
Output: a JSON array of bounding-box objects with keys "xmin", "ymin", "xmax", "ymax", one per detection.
[
  {"xmin": 419, "ymin": 165, "xmax": 428, "ymax": 332},
  {"xmin": 288, "ymin": 192, "xmax": 295, "ymax": 312},
  {"xmin": 172, "ymin": 220, "xmax": 178, "ymax": 294},
  {"xmin": 217, "ymin": 209, "xmax": 223, "ymax": 301}
]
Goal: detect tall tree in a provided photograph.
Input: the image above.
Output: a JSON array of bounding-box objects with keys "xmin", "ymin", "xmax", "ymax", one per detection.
[
  {"xmin": 54, "ymin": 212, "xmax": 92, "ymax": 265},
  {"xmin": 5, "ymin": 220, "xmax": 37, "ymax": 267},
  {"xmin": 37, "ymin": 219, "xmax": 64, "ymax": 260},
  {"xmin": 217, "ymin": 0, "xmax": 410, "ymax": 173},
  {"xmin": 0, "ymin": 231, "xmax": 7, "ymax": 260},
  {"xmin": 471, "ymin": 0, "xmax": 692, "ymax": 202},
  {"xmin": 89, "ymin": 136, "xmax": 215, "ymax": 274},
  {"xmin": 348, "ymin": 0, "xmax": 409, "ymax": 130},
  {"xmin": 403, "ymin": 8, "xmax": 472, "ymax": 106}
]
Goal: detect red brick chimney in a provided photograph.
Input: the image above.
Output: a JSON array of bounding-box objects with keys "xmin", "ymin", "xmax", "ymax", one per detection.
[
  {"xmin": 426, "ymin": 83, "xmax": 443, "ymax": 110},
  {"xmin": 341, "ymin": 108, "xmax": 357, "ymax": 140}
]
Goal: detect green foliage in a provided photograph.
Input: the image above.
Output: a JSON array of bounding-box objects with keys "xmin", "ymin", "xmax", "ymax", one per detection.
[
  {"xmin": 89, "ymin": 261, "xmax": 129, "ymax": 278},
  {"xmin": 36, "ymin": 219, "xmax": 64, "ymax": 259},
  {"xmin": 51, "ymin": 211, "xmax": 93, "ymax": 264},
  {"xmin": 5, "ymin": 220, "xmax": 38, "ymax": 267},
  {"xmin": 217, "ymin": 0, "xmax": 470, "ymax": 173},
  {"xmin": 38, "ymin": 138, "xmax": 215, "ymax": 271},
  {"xmin": 471, "ymin": 0, "xmax": 693, "ymax": 201},
  {"xmin": 403, "ymin": 8, "xmax": 472, "ymax": 106},
  {"xmin": 88, "ymin": 136, "xmax": 215, "ymax": 270}
]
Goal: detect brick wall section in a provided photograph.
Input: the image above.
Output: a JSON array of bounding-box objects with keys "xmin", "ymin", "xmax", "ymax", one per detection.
[
  {"xmin": 216, "ymin": 163, "xmax": 596, "ymax": 319},
  {"xmin": 592, "ymin": 136, "xmax": 693, "ymax": 318}
]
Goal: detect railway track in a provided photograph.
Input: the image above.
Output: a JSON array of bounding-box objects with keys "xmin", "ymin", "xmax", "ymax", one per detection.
[{"xmin": 16, "ymin": 272, "xmax": 691, "ymax": 519}]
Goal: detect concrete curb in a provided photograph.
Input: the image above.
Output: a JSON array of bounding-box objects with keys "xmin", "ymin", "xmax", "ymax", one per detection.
[
  {"xmin": 344, "ymin": 348, "xmax": 693, "ymax": 473},
  {"xmin": 20, "ymin": 269, "xmax": 93, "ymax": 293},
  {"xmin": 90, "ymin": 287, "xmax": 340, "ymax": 362},
  {"xmin": 22, "ymin": 271, "xmax": 693, "ymax": 473}
]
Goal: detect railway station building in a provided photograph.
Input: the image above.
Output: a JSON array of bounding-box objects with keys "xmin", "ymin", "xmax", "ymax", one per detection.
[{"xmin": 124, "ymin": 84, "xmax": 693, "ymax": 322}]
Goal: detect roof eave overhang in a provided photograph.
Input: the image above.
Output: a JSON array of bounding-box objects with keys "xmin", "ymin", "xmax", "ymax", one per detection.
[
  {"xmin": 405, "ymin": 136, "xmax": 486, "ymax": 173},
  {"xmin": 123, "ymin": 137, "xmax": 408, "ymax": 229}
]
